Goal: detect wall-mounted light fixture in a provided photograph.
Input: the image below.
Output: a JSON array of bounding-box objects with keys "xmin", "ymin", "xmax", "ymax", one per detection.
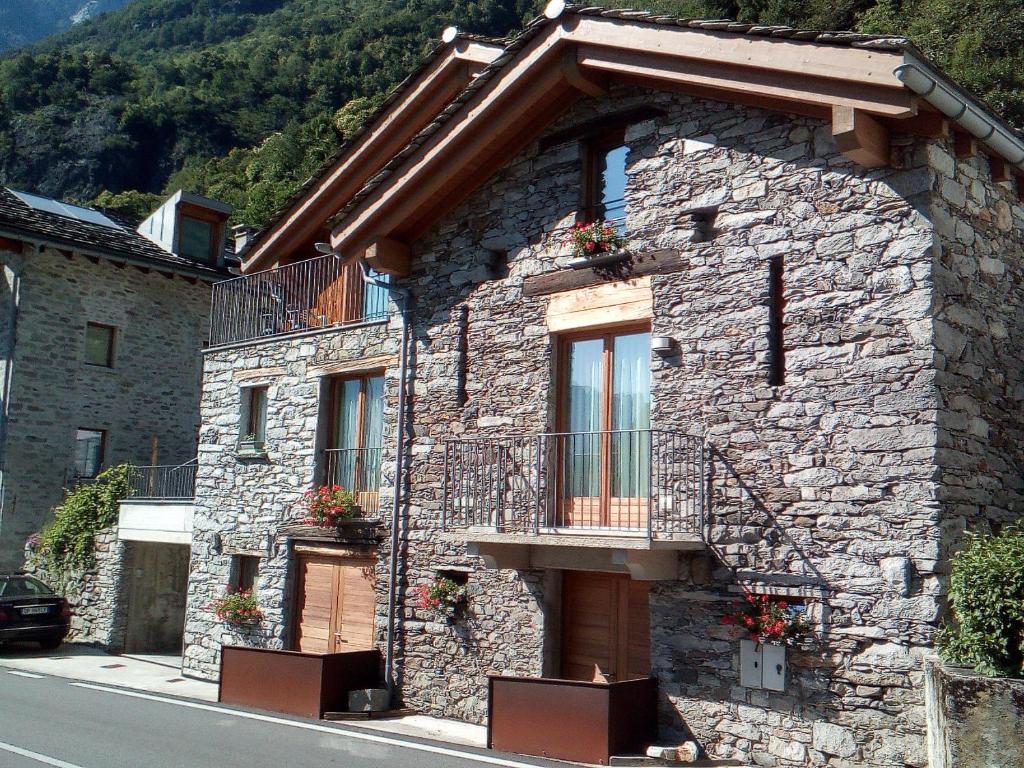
[{"xmin": 651, "ymin": 336, "xmax": 677, "ymax": 355}]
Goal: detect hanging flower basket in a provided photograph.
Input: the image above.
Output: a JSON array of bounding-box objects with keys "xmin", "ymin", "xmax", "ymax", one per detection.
[
  {"xmin": 722, "ymin": 593, "xmax": 810, "ymax": 646},
  {"xmin": 414, "ymin": 576, "xmax": 467, "ymax": 621},
  {"xmin": 301, "ymin": 484, "xmax": 358, "ymax": 527},
  {"xmin": 564, "ymin": 220, "xmax": 627, "ymax": 260},
  {"xmin": 213, "ymin": 589, "xmax": 264, "ymax": 627}
]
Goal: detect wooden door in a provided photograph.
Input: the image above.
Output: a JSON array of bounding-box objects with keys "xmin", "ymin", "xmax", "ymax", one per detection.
[
  {"xmin": 293, "ymin": 554, "xmax": 376, "ymax": 654},
  {"xmin": 561, "ymin": 571, "xmax": 650, "ymax": 682}
]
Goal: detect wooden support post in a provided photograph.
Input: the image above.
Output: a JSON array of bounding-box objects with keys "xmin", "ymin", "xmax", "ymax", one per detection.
[
  {"xmin": 563, "ymin": 49, "xmax": 607, "ymax": 98},
  {"xmin": 362, "ymin": 237, "xmax": 411, "ymax": 277},
  {"xmin": 988, "ymin": 154, "xmax": 1011, "ymax": 183},
  {"xmin": 832, "ymin": 105, "xmax": 890, "ymax": 168},
  {"xmin": 953, "ymin": 130, "xmax": 977, "ymax": 158}
]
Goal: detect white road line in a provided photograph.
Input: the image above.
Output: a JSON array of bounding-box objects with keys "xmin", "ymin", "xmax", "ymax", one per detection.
[
  {"xmin": 68, "ymin": 683, "xmax": 545, "ymax": 768},
  {"xmin": 0, "ymin": 740, "xmax": 87, "ymax": 768},
  {"xmin": 6, "ymin": 671, "xmax": 45, "ymax": 679}
]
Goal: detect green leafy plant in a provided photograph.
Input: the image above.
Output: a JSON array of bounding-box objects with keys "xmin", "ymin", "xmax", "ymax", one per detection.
[
  {"xmin": 301, "ymin": 484, "xmax": 357, "ymax": 526},
  {"xmin": 34, "ymin": 464, "xmax": 137, "ymax": 574},
  {"xmin": 414, "ymin": 576, "xmax": 467, "ymax": 620},
  {"xmin": 938, "ymin": 523, "xmax": 1024, "ymax": 677},
  {"xmin": 213, "ymin": 589, "xmax": 264, "ymax": 627}
]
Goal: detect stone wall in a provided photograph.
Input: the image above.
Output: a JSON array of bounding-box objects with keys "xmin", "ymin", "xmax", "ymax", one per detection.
[
  {"xmin": 0, "ymin": 246, "xmax": 210, "ymax": 568},
  {"xmin": 925, "ymin": 660, "xmax": 1024, "ymax": 768},
  {"xmin": 24, "ymin": 526, "xmax": 131, "ymax": 649},
  {"xmin": 186, "ymin": 84, "xmax": 1024, "ymax": 767}
]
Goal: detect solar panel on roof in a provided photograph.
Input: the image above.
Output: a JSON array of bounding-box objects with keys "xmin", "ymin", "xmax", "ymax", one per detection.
[{"xmin": 10, "ymin": 189, "xmax": 120, "ymax": 230}]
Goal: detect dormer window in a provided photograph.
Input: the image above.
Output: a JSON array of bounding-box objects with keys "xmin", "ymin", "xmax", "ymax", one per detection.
[
  {"xmin": 583, "ymin": 130, "xmax": 628, "ymax": 231},
  {"xmin": 180, "ymin": 216, "xmax": 214, "ymax": 262}
]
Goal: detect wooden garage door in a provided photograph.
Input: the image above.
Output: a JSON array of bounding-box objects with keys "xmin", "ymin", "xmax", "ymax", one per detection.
[
  {"xmin": 293, "ymin": 554, "xmax": 376, "ymax": 654},
  {"xmin": 561, "ymin": 571, "xmax": 650, "ymax": 682}
]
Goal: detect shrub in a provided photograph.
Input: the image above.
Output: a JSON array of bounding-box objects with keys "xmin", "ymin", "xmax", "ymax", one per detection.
[
  {"xmin": 35, "ymin": 464, "xmax": 137, "ymax": 574},
  {"xmin": 938, "ymin": 523, "xmax": 1024, "ymax": 677}
]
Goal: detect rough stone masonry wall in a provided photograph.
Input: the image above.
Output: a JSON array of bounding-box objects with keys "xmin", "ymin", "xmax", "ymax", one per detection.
[
  {"xmin": 183, "ymin": 321, "xmax": 398, "ymax": 679},
  {"xmin": 0, "ymin": 246, "xmax": 210, "ymax": 569},
  {"xmin": 23, "ymin": 527, "xmax": 131, "ymax": 649},
  {"xmin": 926, "ymin": 140, "xmax": 1024, "ymax": 559},
  {"xmin": 397, "ymin": 86, "xmax": 944, "ymax": 767}
]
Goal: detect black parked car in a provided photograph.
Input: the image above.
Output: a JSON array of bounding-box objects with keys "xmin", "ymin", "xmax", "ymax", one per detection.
[{"xmin": 0, "ymin": 573, "xmax": 71, "ymax": 650}]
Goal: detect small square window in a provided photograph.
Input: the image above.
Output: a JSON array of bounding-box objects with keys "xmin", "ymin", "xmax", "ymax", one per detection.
[
  {"xmin": 84, "ymin": 323, "xmax": 115, "ymax": 367},
  {"xmin": 241, "ymin": 386, "xmax": 268, "ymax": 445},
  {"xmin": 231, "ymin": 555, "xmax": 260, "ymax": 592},
  {"xmin": 74, "ymin": 428, "xmax": 105, "ymax": 478},
  {"xmin": 180, "ymin": 216, "xmax": 214, "ymax": 262}
]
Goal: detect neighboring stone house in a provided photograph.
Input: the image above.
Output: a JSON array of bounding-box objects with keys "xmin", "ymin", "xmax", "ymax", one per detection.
[
  {"xmin": 0, "ymin": 188, "xmax": 233, "ymax": 650},
  {"xmin": 185, "ymin": 7, "xmax": 1024, "ymax": 767}
]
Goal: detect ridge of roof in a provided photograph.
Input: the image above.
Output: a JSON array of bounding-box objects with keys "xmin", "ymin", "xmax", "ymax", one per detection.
[{"xmin": 0, "ymin": 187, "xmax": 232, "ymax": 278}]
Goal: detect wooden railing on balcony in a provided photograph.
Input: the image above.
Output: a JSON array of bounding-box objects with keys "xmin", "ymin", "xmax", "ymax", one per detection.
[
  {"xmin": 209, "ymin": 255, "xmax": 389, "ymax": 346},
  {"xmin": 442, "ymin": 429, "xmax": 704, "ymax": 539}
]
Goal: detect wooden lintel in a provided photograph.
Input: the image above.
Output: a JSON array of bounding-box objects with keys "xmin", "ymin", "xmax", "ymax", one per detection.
[
  {"xmin": 0, "ymin": 236, "xmax": 24, "ymax": 254},
  {"xmin": 523, "ymin": 248, "xmax": 686, "ymax": 297},
  {"xmin": 563, "ymin": 49, "xmax": 607, "ymax": 97},
  {"xmin": 363, "ymin": 237, "xmax": 410, "ymax": 277},
  {"xmin": 953, "ymin": 130, "xmax": 977, "ymax": 158},
  {"xmin": 832, "ymin": 105, "xmax": 890, "ymax": 168},
  {"xmin": 987, "ymin": 154, "xmax": 1011, "ymax": 183}
]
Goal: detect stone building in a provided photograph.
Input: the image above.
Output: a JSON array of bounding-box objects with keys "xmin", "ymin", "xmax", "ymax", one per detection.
[
  {"xmin": 185, "ymin": 7, "xmax": 1024, "ymax": 767},
  {"xmin": 0, "ymin": 188, "xmax": 233, "ymax": 650}
]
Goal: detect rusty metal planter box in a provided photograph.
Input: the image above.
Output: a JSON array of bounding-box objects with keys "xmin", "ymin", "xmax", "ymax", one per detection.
[
  {"xmin": 487, "ymin": 675, "xmax": 658, "ymax": 765},
  {"xmin": 219, "ymin": 646, "xmax": 381, "ymax": 719}
]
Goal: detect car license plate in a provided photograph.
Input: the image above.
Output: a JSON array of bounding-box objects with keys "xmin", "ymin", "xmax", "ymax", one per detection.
[{"xmin": 21, "ymin": 606, "xmax": 49, "ymax": 616}]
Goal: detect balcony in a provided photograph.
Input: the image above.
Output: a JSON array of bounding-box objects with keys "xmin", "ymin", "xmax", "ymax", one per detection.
[
  {"xmin": 209, "ymin": 255, "xmax": 389, "ymax": 347},
  {"xmin": 117, "ymin": 461, "xmax": 197, "ymax": 545},
  {"xmin": 323, "ymin": 447, "xmax": 383, "ymax": 519},
  {"xmin": 443, "ymin": 429, "xmax": 705, "ymax": 579}
]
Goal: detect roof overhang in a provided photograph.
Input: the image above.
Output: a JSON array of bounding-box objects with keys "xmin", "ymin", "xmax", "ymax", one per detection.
[
  {"xmin": 243, "ymin": 36, "xmax": 504, "ymax": 272},
  {"xmin": 324, "ymin": 13, "xmax": 933, "ymax": 274}
]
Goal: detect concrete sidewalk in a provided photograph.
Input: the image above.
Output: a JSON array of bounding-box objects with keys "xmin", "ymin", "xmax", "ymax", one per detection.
[{"xmin": 0, "ymin": 642, "xmax": 487, "ymax": 748}]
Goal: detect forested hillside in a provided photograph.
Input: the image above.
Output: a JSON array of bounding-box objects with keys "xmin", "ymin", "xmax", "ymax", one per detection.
[
  {"xmin": 0, "ymin": 1, "xmax": 131, "ymax": 52},
  {"xmin": 0, "ymin": 0, "xmax": 1021, "ymax": 228}
]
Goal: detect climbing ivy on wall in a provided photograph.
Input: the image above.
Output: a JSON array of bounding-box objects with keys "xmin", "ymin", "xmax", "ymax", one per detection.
[
  {"xmin": 33, "ymin": 464, "xmax": 137, "ymax": 575},
  {"xmin": 938, "ymin": 523, "xmax": 1024, "ymax": 678}
]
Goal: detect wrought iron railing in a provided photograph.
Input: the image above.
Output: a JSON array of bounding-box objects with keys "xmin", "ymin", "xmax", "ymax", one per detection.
[
  {"xmin": 128, "ymin": 460, "xmax": 198, "ymax": 500},
  {"xmin": 322, "ymin": 447, "xmax": 384, "ymax": 518},
  {"xmin": 209, "ymin": 254, "xmax": 390, "ymax": 346},
  {"xmin": 442, "ymin": 429, "xmax": 704, "ymax": 538}
]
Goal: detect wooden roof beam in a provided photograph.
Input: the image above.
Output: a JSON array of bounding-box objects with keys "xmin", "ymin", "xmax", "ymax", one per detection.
[
  {"xmin": 363, "ymin": 237, "xmax": 410, "ymax": 277},
  {"xmin": 561, "ymin": 48, "xmax": 607, "ymax": 97},
  {"xmin": 953, "ymin": 130, "xmax": 977, "ymax": 158},
  {"xmin": 832, "ymin": 106, "xmax": 890, "ymax": 168},
  {"xmin": 0, "ymin": 236, "xmax": 24, "ymax": 254}
]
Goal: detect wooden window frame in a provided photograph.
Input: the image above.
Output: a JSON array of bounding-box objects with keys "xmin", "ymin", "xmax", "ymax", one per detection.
[
  {"xmin": 327, "ymin": 372, "xmax": 384, "ymax": 452},
  {"xmin": 580, "ymin": 128, "xmax": 627, "ymax": 224},
  {"xmin": 243, "ymin": 386, "xmax": 269, "ymax": 443},
  {"xmin": 177, "ymin": 203, "xmax": 224, "ymax": 264},
  {"xmin": 74, "ymin": 427, "xmax": 107, "ymax": 479},
  {"xmin": 232, "ymin": 555, "xmax": 260, "ymax": 593},
  {"xmin": 84, "ymin": 322, "xmax": 116, "ymax": 368}
]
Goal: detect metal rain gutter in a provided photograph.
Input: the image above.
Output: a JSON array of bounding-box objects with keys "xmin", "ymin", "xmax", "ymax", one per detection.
[{"xmin": 894, "ymin": 57, "xmax": 1024, "ymax": 169}]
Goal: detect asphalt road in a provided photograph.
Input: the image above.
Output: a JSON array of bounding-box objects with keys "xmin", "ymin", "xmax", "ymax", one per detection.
[{"xmin": 0, "ymin": 671, "xmax": 562, "ymax": 768}]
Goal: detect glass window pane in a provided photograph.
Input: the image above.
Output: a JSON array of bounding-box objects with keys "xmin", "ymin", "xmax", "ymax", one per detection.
[
  {"xmin": 565, "ymin": 339, "xmax": 604, "ymax": 498},
  {"xmin": 600, "ymin": 144, "xmax": 628, "ymax": 226},
  {"xmin": 75, "ymin": 429, "xmax": 104, "ymax": 478},
  {"xmin": 611, "ymin": 332, "xmax": 650, "ymax": 498},
  {"xmin": 84, "ymin": 323, "xmax": 114, "ymax": 366},
  {"xmin": 180, "ymin": 217, "xmax": 213, "ymax": 262},
  {"xmin": 250, "ymin": 388, "xmax": 268, "ymax": 442},
  {"xmin": 0, "ymin": 577, "xmax": 53, "ymax": 598},
  {"xmin": 331, "ymin": 379, "xmax": 361, "ymax": 487}
]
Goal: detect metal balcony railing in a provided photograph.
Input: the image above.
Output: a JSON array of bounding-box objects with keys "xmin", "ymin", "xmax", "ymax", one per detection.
[
  {"xmin": 128, "ymin": 460, "xmax": 198, "ymax": 500},
  {"xmin": 322, "ymin": 447, "xmax": 384, "ymax": 518},
  {"xmin": 442, "ymin": 429, "xmax": 705, "ymax": 538},
  {"xmin": 209, "ymin": 255, "xmax": 390, "ymax": 346}
]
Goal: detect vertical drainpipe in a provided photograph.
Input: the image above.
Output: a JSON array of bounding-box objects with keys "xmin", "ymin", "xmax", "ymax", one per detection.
[
  {"xmin": 0, "ymin": 246, "xmax": 28, "ymax": 535},
  {"xmin": 356, "ymin": 259, "xmax": 411, "ymax": 701}
]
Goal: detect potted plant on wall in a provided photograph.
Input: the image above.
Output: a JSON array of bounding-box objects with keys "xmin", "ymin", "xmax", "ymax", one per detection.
[
  {"xmin": 213, "ymin": 588, "xmax": 264, "ymax": 628},
  {"xmin": 301, "ymin": 484, "xmax": 358, "ymax": 527},
  {"xmin": 722, "ymin": 593, "xmax": 809, "ymax": 647},
  {"xmin": 414, "ymin": 575, "xmax": 467, "ymax": 622},
  {"xmin": 564, "ymin": 220, "xmax": 627, "ymax": 269}
]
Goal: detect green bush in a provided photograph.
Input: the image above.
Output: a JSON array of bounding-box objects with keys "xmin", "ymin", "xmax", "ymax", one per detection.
[
  {"xmin": 938, "ymin": 523, "xmax": 1024, "ymax": 677},
  {"xmin": 35, "ymin": 464, "xmax": 138, "ymax": 575}
]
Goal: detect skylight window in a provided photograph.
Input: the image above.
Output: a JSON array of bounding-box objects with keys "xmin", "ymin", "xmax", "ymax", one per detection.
[{"xmin": 10, "ymin": 189, "xmax": 120, "ymax": 229}]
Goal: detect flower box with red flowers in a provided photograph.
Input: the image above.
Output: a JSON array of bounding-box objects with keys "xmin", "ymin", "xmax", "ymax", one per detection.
[
  {"xmin": 564, "ymin": 220, "xmax": 627, "ymax": 261},
  {"xmin": 414, "ymin": 576, "xmax": 467, "ymax": 621},
  {"xmin": 213, "ymin": 589, "xmax": 264, "ymax": 627},
  {"xmin": 301, "ymin": 484, "xmax": 358, "ymax": 527},
  {"xmin": 722, "ymin": 593, "xmax": 810, "ymax": 647}
]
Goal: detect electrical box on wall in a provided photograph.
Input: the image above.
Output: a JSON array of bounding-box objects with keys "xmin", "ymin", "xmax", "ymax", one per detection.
[{"xmin": 740, "ymin": 640, "xmax": 786, "ymax": 692}]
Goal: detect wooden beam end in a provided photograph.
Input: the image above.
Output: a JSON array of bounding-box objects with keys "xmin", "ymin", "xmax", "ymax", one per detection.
[
  {"xmin": 832, "ymin": 105, "xmax": 890, "ymax": 169},
  {"xmin": 363, "ymin": 237, "xmax": 411, "ymax": 277}
]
